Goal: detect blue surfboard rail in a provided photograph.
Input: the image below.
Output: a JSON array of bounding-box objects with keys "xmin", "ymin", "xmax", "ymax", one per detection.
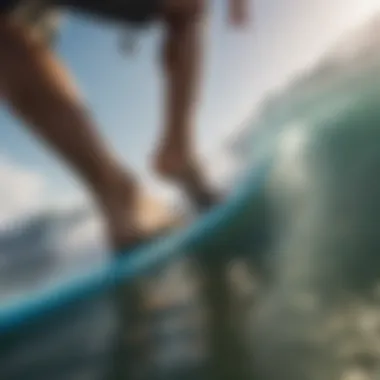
[{"xmin": 0, "ymin": 157, "xmax": 272, "ymax": 334}]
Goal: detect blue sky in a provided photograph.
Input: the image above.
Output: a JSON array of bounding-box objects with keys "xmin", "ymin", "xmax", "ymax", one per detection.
[{"xmin": 0, "ymin": 0, "xmax": 378, "ymax": 222}]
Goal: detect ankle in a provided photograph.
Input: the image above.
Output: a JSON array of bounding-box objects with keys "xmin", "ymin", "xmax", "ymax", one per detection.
[{"xmin": 91, "ymin": 169, "xmax": 137, "ymax": 206}]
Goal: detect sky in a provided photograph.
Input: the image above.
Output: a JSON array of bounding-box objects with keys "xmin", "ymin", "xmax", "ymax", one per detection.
[{"xmin": 0, "ymin": 0, "xmax": 379, "ymax": 224}]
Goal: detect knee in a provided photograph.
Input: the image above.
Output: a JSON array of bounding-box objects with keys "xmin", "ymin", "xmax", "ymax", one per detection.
[
  {"xmin": 162, "ymin": 0, "xmax": 206, "ymax": 23},
  {"xmin": 181, "ymin": 0, "xmax": 206, "ymax": 18}
]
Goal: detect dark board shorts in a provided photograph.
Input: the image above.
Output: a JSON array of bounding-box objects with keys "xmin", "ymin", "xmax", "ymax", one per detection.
[{"xmin": 0, "ymin": 0, "xmax": 161, "ymax": 45}]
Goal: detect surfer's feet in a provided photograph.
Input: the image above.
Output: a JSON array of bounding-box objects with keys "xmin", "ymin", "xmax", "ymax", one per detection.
[
  {"xmin": 153, "ymin": 141, "xmax": 193, "ymax": 179},
  {"xmin": 153, "ymin": 144, "xmax": 220, "ymax": 211},
  {"xmin": 92, "ymin": 172, "xmax": 146, "ymax": 253}
]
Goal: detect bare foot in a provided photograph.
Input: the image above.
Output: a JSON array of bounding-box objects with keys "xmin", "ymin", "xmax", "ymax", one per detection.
[
  {"xmin": 153, "ymin": 143, "xmax": 195, "ymax": 180},
  {"xmin": 93, "ymin": 173, "xmax": 146, "ymax": 254},
  {"xmin": 153, "ymin": 145, "xmax": 220, "ymax": 211}
]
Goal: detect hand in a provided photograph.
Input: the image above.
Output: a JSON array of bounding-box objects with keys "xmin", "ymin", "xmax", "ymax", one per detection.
[{"xmin": 229, "ymin": 0, "xmax": 250, "ymax": 27}]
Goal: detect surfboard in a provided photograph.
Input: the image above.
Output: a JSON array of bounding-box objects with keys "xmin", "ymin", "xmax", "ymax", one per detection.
[{"xmin": 0, "ymin": 160, "xmax": 271, "ymax": 334}]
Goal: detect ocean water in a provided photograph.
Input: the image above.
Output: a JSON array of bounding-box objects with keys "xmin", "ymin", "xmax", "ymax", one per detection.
[
  {"xmin": 240, "ymin": 14, "xmax": 380, "ymax": 380},
  {"xmin": 0, "ymin": 208, "xmax": 256, "ymax": 380}
]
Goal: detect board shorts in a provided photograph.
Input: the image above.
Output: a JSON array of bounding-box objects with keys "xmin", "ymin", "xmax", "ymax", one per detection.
[
  {"xmin": 0, "ymin": 0, "xmax": 161, "ymax": 45},
  {"xmin": 0, "ymin": 1, "xmax": 61, "ymax": 45}
]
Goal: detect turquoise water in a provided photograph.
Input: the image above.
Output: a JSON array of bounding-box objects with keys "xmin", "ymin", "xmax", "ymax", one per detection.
[{"xmin": 0, "ymin": 257, "xmax": 219, "ymax": 380}]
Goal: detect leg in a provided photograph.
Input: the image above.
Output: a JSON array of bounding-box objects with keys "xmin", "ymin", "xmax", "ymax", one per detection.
[
  {"xmin": 0, "ymin": 12, "xmax": 149, "ymax": 378},
  {"xmin": 154, "ymin": 0, "xmax": 218, "ymax": 210},
  {"xmin": 157, "ymin": 0, "xmax": 205, "ymax": 167},
  {"xmin": 0, "ymin": 16, "xmax": 140, "ymax": 251}
]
